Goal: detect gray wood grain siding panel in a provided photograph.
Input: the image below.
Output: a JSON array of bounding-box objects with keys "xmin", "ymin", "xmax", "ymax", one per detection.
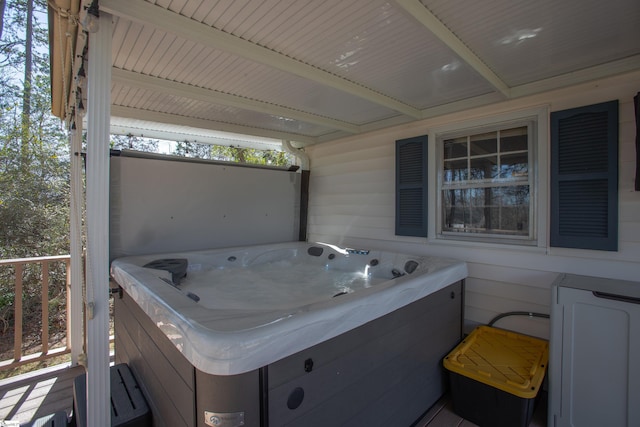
[
  {"xmin": 115, "ymin": 306, "xmax": 173, "ymax": 427},
  {"xmin": 268, "ymin": 281, "xmax": 463, "ymax": 390},
  {"xmin": 114, "ymin": 322, "xmax": 177, "ymax": 426},
  {"xmin": 114, "ymin": 309, "xmax": 132, "ymax": 366},
  {"xmin": 115, "ymin": 293, "xmax": 195, "ymax": 427},
  {"xmin": 115, "ymin": 304, "xmax": 191, "ymax": 427},
  {"xmin": 268, "ymin": 282, "xmax": 462, "ymax": 426},
  {"xmin": 120, "ymin": 292, "xmax": 194, "ymax": 384},
  {"xmin": 291, "ymin": 341, "xmax": 446, "ymax": 427},
  {"xmin": 355, "ymin": 320, "xmax": 460, "ymax": 426}
]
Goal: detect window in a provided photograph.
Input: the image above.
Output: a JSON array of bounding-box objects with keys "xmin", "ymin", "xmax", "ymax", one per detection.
[{"xmin": 437, "ymin": 121, "xmax": 536, "ymax": 244}]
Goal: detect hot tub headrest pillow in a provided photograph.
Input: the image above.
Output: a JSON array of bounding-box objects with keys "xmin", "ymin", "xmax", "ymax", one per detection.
[{"xmin": 143, "ymin": 258, "xmax": 188, "ymax": 286}]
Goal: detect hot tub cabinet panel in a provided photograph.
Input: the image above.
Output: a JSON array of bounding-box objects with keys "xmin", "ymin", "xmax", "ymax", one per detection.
[
  {"xmin": 266, "ymin": 281, "xmax": 463, "ymax": 427},
  {"xmin": 116, "ymin": 282, "xmax": 463, "ymax": 427},
  {"xmin": 115, "ymin": 291, "xmax": 197, "ymax": 427}
]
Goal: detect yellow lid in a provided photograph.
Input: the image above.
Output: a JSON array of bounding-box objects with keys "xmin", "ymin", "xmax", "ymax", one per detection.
[{"xmin": 443, "ymin": 326, "xmax": 548, "ymax": 398}]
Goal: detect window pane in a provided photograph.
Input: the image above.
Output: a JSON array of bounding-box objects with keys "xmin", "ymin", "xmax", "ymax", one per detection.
[
  {"xmin": 470, "ymin": 188, "xmax": 489, "ymax": 231},
  {"xmin": 470, "ymin": 132, "xmax": 497, "ymax": 156},
  {"xmin": 491, "ymin": 185, "xmax": 530, "ymax": 207},
  {"xmin": 501, "ymin": 207, "xmax": 528, "ymax": 233},
  {"xmin": 442, "ymin": 185, "xmax": 529, "ymax": 235},
  {"xmin": 491, "ymin": 186, "xmax": 530, "ymax": 234},
  {"xmin": 470, "ymin": 156, "xmax": 498, "ymax": 179},
  {"xmin": 444, "ymin": 159, "xmax": 468, "ymax": 181},
  {"xmin": 486, "ymin": 207, "xmax": 501, "ymax": 230},
  {"xmin": 500, "ymin": 153, "xmax": 528, "ymax": 178},
  {"xmin": 442, "ymin": 189, "xmax": 469, "ymax": 230},
  {"xmin": 501, "ymin": 127, "xmax": 528, "ymax": 152},
  {"xmin": 469, "ymin": 187, "xmax": 486, "ymax": 206},
  {"xmin": 443, "ymin": 137, "xmax": 467, "ymax": 159}
]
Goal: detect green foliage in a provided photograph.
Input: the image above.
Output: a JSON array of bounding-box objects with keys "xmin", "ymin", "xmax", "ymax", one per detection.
[
  {"xmin": 109, "ymin": 137, "xmax": 293, "ymax": 167},
  {"xmin": 210, "ymin": 144, "xmax": 292, "ymax": 166},
  {"xmin": 1, "ymin": 0, "xmax": 48, "ymax": 72},
  {"xmin": 1, "ymin": 0, "xmax": 69, "ymax": 363},
  {"xmin": 166, "ymin": 140, "xmax": 291, "ymax": 166},
  {"xmin": 110, "ymin": 134, "xmax": 159, "ymax": 152},
  {"xmin": 0, "ymin": 51, "xmax": 69, "ymax": 258},
  {"xmin": 174, "ymin": 140, "xmax": 213, "ymax": 159}
]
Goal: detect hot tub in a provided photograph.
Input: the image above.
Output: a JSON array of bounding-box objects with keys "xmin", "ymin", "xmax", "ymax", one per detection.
[{"xmin": 110, "ymin": 242, "xmax": 467, "ymax": 427}]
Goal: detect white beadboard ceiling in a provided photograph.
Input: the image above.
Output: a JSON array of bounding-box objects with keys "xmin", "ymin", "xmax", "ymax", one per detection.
[{"xmin": 51, "ymin": 0, "xmax": 640, "ymax": 148}]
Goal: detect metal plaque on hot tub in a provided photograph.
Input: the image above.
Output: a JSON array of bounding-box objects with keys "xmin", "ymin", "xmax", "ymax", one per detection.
[{"xmin": 204, "ymin": 411, "xmax": 245, "ymax": 427}]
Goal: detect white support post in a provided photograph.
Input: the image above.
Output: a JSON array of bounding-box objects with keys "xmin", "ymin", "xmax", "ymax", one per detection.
[
  {"xmin": 85, "ymin": 11, "xmax": 112, "ymax": 427},
  {"xmin": 69, "ymin": 120, "xmax": 84, "ymax": 366}
]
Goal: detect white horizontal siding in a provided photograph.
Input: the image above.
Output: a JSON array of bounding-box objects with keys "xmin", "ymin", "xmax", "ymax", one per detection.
[
  {"xmin": 310, "ymin": 169, "xmax": 393, "ymax": 189},
  {"xmin": 306, "ymin": 71, "xmax": 640, "ymax": 339},
  {"xmin": 464, "ymin": 272, "xmax": 552, "ymax": 337},
  {"xmin": 619, "ymin": 98, "xmax": 640, "ymax": 261},
  {"xmin": 310, "ymin": 193, "xmax": 392, "ymax": 211},
  {"xmin": 311, "ymin": 144, "xmax": 393, "ymax": 170},
  {"xmin": 308, "ymin": 128, "xmax": 398, "ymax": 246},
  {"xmin": 465, "ymin": 306, "xmax": 551, "ymax": 339},
  {"xmin": 466, "ymin": 279, "xmax": 549, "ymax": 312},
  {"xmin": 465, "ymin": 282, "xmax": 549, "ymax": 320}
]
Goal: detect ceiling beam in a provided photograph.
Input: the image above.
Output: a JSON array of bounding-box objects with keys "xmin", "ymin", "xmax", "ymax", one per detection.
[
  {"xmin": 110, "ymin": 105, "xmax": 318, "ymax": 146},
  {"xmin": 395, "ymin": 0, "xmax": 511, "ymax": 98},
  {"xmin": 112, "ymin": 68, "xmax": 361, "ymax": 134},
  {"xmin": 100, "ymin": 0, "xmax": 423, "ymax": 119}
]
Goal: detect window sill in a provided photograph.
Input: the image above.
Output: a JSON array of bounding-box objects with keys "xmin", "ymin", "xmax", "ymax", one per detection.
[{"xmin": 430, "ymin": 235, "xmax": 547, "ymax": 254}]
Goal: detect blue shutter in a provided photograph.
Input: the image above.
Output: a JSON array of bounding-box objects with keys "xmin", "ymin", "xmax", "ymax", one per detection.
[
  {"xmin": 396, "ymin": 135, "xmax": 428, "ymax": 237},
  {"xmin": 550, "ymin": 100, "xmax": 618, "ymax": 250}
]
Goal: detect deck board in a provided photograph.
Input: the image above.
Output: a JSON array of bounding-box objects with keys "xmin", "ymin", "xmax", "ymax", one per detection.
[
  {"xmin": 1, "ymin": 364, "xmax": 547, "ymax": 426},
  {"xmin": 0, "ymin": 364, "xmax": 83, "ymax": 426}
]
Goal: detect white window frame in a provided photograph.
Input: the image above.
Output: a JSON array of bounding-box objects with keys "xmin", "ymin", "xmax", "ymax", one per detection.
[{"xmin": 433, "ymin": 107, "xmax": 547, "ymax": 246}]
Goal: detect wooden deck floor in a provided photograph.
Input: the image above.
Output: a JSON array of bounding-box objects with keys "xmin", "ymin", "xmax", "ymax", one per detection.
[
  {"xmin": 0, "ymin": 364, "xmax": 83, "ymax": 426},
  {"xmin": 1, "ymin": 364, "xmax": 547, "ymax": 426}
]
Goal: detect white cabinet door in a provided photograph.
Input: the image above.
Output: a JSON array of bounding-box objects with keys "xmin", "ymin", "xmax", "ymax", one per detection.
[{"xmin": 550, "ymin": 286, "xmax": 640, "ymax": 427}]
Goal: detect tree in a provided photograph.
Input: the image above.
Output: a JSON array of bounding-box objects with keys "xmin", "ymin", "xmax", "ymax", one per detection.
[
  {"xmin": 208, "ymin": 143, "xmax": 292, "ymax": 166},
  {"xmin": 0, "ymin": 0, "xmax": 6, "ymax": 41},
  {"xmin": 173, "ymin": 140, "xmax": 213, "ymax": 159},
  {"xmin": 109, "ymin": 136, "xmax": 294, "ymax": 166},
  {"xmin": 1, "ymin": 0, "xmax": 67, "ymax": 259},
  {"xmin": 20, "ymin": 0, "xmax": 33, "ymax": 163},
  {"xmin": 110, "ymin": 134, "xmax": 159, "ymax": 152},
  {"xmin": 0, "ymin": 0, "xmax": 69, "ymax": 366}
]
